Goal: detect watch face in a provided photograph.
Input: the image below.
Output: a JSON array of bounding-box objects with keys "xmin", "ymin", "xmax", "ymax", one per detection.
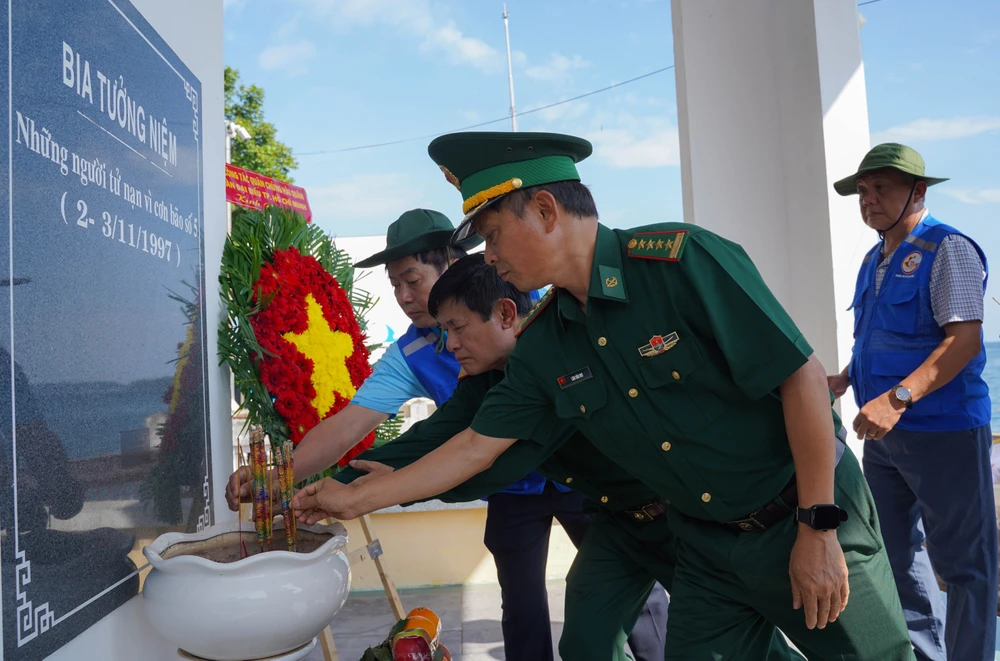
[
  {"xmin": 895, "ymin": 386, "xmax": 911, "ymax": 402},
  {"xmin": 812, "ymin": 506, "xmax": 843, "ymax": 530}
]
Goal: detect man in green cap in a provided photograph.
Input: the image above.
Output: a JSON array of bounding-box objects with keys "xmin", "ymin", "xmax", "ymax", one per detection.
[
  {"xmin": 227, "ymin": 209, "xmax": 665, "ymax": 661},
  {"xmin": 293, "ymin": 132, "xmax": 915, "ymax": 660},
  {"xmin": 827, "ymin": 144, "xmax": 995, "ymax": 661},
  {"xmin": 330, "ymin": 252, "xmax": 801, "ymax": 661}
]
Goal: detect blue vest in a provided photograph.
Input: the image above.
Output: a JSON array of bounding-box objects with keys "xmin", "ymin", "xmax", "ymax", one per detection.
[
  {"xmin": 399, "ymin": 324, "xmax": 460, "ymax": 407},
  {"xmin": 848, "ymin": 217, "xmax": 990, "ymax": 432},
  {"xmin": 398, "ymin": 317, "xmax": 565, "ymax": 497}
]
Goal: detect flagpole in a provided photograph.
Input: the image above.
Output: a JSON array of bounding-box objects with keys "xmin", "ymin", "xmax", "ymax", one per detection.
[{"xmin": 503, "ymin": 4, "xmax": 518, "ymax": 132}]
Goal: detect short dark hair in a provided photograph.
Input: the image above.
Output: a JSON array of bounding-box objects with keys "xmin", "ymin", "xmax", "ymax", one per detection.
[
  {"xmin": 428, "ymin": 253, "xmax": 533, "ymax": 321},
  {"xmin": 492, "ymin": 180, "xmax": 598, "ymax": 220},
  {"xmin": 388, "ymin": 245, "xmax": 468, "ymax": 274}
]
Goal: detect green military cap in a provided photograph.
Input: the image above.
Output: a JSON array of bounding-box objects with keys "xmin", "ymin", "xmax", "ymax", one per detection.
[
  {"xmin": 353, "ymin": 208, "xmax": 478, "ymax": 268},
  {"xmin": 833, "ymin": 143, "xmax": 949, "ymax": 196},
  {"xmin": 428, "ymin": 131, "xmax": 593, "ymax": 243}
]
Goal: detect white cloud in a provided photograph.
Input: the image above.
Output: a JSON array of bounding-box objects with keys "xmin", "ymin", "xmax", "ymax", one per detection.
[
  {"xmin": 258, "ymin": 41, "xmax": 317, "ymax": 76},
  {"xmin": 307, "ymin": 173, "xmax": 423, "ymax": 224},
  {"xmin": 587, "ymin": 117, "xmax": 680, "ymax": 169},
  {"xmin": 276, "ymin": 15, "xmax": 302, "ymax": 41},
  {"xmin": 422, "ymin": 22, "xmax": 500, "ymax": 72},
  {"xmin": 871, "ymin": 116, "xmax": 1000, "ymax": 144},
  {"xmin": 966, "ymin": 30, "xmax": 1000, "ymax": 54},
  {"xmin": 536, "ymin": 100, "xmax": 591, "ymax": 123},
  {"xmin": 941, "ymin": 188, "xmax": 1000, "ymax": 205},
  {"xmin": 295, "ymin": 0, "xmax": 501, "ymax": 73},
  {"xmin": 525, "ymin": 54, "xmax": 589, "ymax": 81}
]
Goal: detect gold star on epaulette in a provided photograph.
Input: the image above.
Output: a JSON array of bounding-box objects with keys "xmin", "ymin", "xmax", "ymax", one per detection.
[{"xmin": 626, "ymin": 230, "xmax": 689, "ymax": 262}]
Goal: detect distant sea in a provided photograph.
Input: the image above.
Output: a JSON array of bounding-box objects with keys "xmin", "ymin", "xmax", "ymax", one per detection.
[
  {"xmin": 33, "ymin": 378, "xmax": 173, "ymax": 459},
  {"xmin": 984, "ymin": 342, "xmax": 1000, "ymax": 431}
]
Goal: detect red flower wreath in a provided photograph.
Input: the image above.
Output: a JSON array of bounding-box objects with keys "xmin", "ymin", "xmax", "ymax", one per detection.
[{"xmin": 250, "ymin": 247, "xmax": 374, "ymax": 466}]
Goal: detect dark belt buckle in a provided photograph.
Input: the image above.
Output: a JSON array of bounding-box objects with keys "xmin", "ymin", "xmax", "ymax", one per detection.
[
  {"xmin": 729, "ymin": 511, "xmax": 767, "ymax": 532},
  {"xmin": 629, "ymin": 503, "xmax": 660, "ymax": 522}
]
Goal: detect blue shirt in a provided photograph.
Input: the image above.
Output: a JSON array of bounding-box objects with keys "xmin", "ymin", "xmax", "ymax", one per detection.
[{"xmin": 350, "ymin": 341, "xmax": 431, "ymax": 415}]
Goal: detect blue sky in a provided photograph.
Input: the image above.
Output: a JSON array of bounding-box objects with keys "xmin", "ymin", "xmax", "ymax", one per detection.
[{"xmin": 223, "ymin": 0, "xmax": 1000, "ymax": 335}]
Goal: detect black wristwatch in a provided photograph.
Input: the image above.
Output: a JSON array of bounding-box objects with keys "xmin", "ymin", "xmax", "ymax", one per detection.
[{"xmin": 796, "ymin": 505, "xmax": 848, "ymax": 531}]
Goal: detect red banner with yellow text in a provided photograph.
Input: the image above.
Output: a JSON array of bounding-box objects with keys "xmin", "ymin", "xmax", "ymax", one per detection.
[{"xmin": 225, "ymin": 163, "xmax": 312, "ymax": 222}]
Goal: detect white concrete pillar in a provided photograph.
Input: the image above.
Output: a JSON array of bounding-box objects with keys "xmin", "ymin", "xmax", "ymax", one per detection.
[{"xmin": 672, "ymin": 0, "xmax": 872, "ymax": 457}]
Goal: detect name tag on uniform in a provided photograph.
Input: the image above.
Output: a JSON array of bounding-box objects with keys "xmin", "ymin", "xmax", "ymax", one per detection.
[{"xmin": 557, "ymin": 367, "xmax": 593, "ymax": 389}]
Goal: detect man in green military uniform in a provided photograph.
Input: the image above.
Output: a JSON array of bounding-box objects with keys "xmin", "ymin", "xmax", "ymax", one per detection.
[
  {"xmin": 331, "ymin": 252, "xmax": 801, "ymax": 660},
  {"xmin": 294, "ymin": 132, "xmax": 914, "ymax": 660}
]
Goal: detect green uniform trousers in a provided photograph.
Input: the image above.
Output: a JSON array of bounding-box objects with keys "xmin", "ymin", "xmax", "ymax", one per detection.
[
  {"xmin": 663, "ymin": 450, "xmax": 915, "ymax": 660},
  {"xmin": 561, "ymin": 509, "xmax": 806, "ymax": 661}
]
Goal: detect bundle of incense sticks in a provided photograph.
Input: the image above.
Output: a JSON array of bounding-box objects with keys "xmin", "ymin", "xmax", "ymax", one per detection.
[
  {"xmin": 235, "ymin": 439, "xmax": 250, "ymax": 559},
  {"xmin": 273, "ymin": 440, "xmax": 297, "ymax": 552},
  {"xmin": 249, "ymin": 425, "xmax": 272, "ymax": 552}
]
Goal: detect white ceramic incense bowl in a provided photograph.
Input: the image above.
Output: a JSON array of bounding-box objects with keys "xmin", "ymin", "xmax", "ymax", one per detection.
[{"xmin": 141, "ymin": 518, "xmax": 351, "ymax": 661}]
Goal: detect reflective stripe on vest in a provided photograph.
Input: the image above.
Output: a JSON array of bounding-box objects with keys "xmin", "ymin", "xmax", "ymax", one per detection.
[{"xmin": 398, "ymin": 325, "xmax": 460, "ymax": 407}]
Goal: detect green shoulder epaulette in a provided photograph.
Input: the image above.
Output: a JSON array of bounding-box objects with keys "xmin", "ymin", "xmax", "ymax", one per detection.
[
  {"xmin": 627, "ymin": 229, "xmax": 689, "ymax": 262},
  {"xmin": 516, "ymin": 288, "xmax": 555, "ymax": 338}
]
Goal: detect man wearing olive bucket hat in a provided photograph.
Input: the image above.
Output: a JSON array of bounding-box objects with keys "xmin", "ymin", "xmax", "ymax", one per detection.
[{"xmin": 827, "ymin": 143, "xmax": 996, "ymax": 661}]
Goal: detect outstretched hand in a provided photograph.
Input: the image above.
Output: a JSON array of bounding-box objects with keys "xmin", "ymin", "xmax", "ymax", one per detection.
[
  {"xmin": 348, "ymin": 459, "xmax": 394, "ymax": 488},
  {"xmin": 293, "ymin": 478, "xmax": 359, "ymax": 524}
]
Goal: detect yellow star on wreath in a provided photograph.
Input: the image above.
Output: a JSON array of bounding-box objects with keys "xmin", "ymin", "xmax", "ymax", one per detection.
[{"xmin": 283, "ymin": 293, "xmax": 357, "ymax": 416}]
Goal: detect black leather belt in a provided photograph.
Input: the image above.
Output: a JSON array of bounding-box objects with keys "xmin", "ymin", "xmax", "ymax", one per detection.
[
  {"xmin": 724, "ymin": 432, "xmax": 848, "ymax": 533},
  {"xmin": 620, "ymin": 500, "xmax": 668, "ymax": 523},
  {"xmin": 725, "ymin": 476, "xmax": 798, "ymax": 532}
]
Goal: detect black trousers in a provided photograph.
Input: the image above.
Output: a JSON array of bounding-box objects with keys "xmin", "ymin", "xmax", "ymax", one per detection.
[{"xmin": 484, "ymin": 485, "xmax": 668, "ymax": 660}]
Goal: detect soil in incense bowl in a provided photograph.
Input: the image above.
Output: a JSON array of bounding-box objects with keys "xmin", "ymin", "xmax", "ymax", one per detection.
[{"xmin": 159, "ymin": 529, "xmax": 331, "ymax": 564}]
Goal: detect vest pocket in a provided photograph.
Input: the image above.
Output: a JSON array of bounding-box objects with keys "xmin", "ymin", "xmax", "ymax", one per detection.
[
  {"xmin": 869, "ymin": 352, "xmax": 946, "ymax": 417},
  {"xmin": 873, "ymin": 284, "xmax": 920, "ymax": 333}
]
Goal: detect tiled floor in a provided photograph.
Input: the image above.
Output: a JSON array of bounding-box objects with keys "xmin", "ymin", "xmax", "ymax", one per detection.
[
  {"xmin": 304, "ymin": 583, "xmax": 1000, "ymax": 661},
  {"xmin": 302, "ymin": 581, "xmax": 567, "ymax": 661}
]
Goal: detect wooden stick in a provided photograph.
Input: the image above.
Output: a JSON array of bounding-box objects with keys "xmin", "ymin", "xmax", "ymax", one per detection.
[
  {"xmin": 318, "ymin": 625, "xmax": 339, "ymax": 661},
  {"xmin": 358, "ymin": 514, "xmax": 405, "ymax": 620}
]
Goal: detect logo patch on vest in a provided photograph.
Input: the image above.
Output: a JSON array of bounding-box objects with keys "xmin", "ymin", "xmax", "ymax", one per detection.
[
  {"xmin": 557, "ymin": 367, "xmax": 593, "ymax": 389},
  {"xmin": 901, "ymin": 251, "xmax": 922, "ymax": 275},
  {"xmin": 638, "ymin": 332, "xmax": 679, "ymax": 357}
]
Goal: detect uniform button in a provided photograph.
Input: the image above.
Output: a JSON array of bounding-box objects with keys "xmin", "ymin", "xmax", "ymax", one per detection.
[
  {"xmin": 579, "ymin": 405, "xmax": 586, "ymax": 414},
  {"xmin": 598, "ymin": 337, "xmax": 608, "ymax": 347},
  {"xmin": 634, "ymin": 512, "xmax": 644, "ymax": 520},
  {"xmin": 628, "ymin": 388, "xmax": 638, "ymax": 398},
  {"xmin": 661, "ymin": 441, "xmax": 672, "ymax": 452},
  {"xmin": 672, "ymin": 371, "xmax": 681, "ymax": 380},
  {"xmin": 701, "ymin": 493, "xmax": 712, "ymax": 503},
  {"xmin": 600, "ymin": 496, "xmax": 609, "ymax": 503},
  {"xmin": 565, "ymin": 477, "xmax": 574, "ymax": 484}
]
